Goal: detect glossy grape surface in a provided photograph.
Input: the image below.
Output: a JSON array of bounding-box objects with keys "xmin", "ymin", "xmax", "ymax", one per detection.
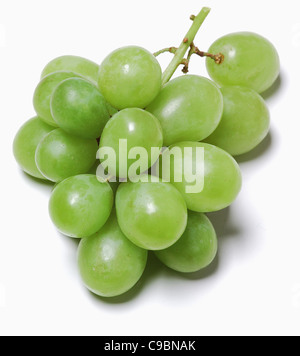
[
  {"xmin": 116, "ymin": 177, "xmax": 188, "ymax": 250},
  {"xmin": 41, "ymin": 55, "xmax": 99, "ymax": 84},
  {"xmin": 33, "ymin": 71, "xmax": 80, "ymax": 126},
  {"xmin": 77, "ymin": 213, "xmax": 148, "ymax": 297},
  {"xmin": 160, "ymin": 142, "xmax": 242, "ymax": 212},
  {"xmin": 147, "ymin": 75, "xmax": 223, "ymax": 146},
  {"xmin": 51, "ymin": 78, "xmax": 110, "ymax": 139},
  {"xmin": 35, "ymin": 129, "xmax": 98, "ymax": 182},
  {"xmin": 155, "ymin": 212, "xmax": 217, "ymax": 273},
  {"xmin": 49, "ymin": 175, "xmax": 113, "ymax": 238},
  {"xmin": 98, "ymin": 46, "xmax": 162, "ymax": 110},
  {"xmin": 99, "ymin": 108, "xmax": 163, "ymax": 178},
  {"xmin": 205, "ymin": 86, "xmax": 270, "ymax": 156},
  {"xmin": 13, "ymin": 117, "xmax": 55, "ymax": 179},
  {"xmin": 206, "ymin": 32, "xmax": 280, "ymax": 93}
]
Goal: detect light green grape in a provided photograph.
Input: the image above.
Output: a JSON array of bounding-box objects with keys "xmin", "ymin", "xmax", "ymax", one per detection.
[
  {"xmin": 160, "ymin": 142, "xmax": 242, "ymax": 213},
  {"xmin": 51, "ymin": 78, "xmax": 110, "ymax": 139},
  {"xmin": 35, "ymin": 129, "xmax": 98, "ymax": 182},
  {"xmin": 98, "ymin": 46, "xmax": 162, "ymax": 110},
  {"xmin": 33, "ymin": 71, "xmax": 80, "ymax": 126},
  {"xmin": 99, "ymin": 108, "xmax": 163, "ymax": 179},
  {"xmin": 206, "ymin": 32, "xmax": 280, "ymax": 93},
  {"xmin": 204, "ymin": 86, "xmax": 270, "ymax": 156},
  {"xmin": 41, "ymin": 55, "xmax": 99, "ymax": 85},
  {"xmin": 49, "ymin": 175, "xmax": 113, "ymax": 238},
  {"xmin": 116, "ymin": 176, "xmax": 188, "ymax": 250},
  {"xmin": 13, "ymin": 117, "xmax": 55, "ymax": 179},
  {"xmin": 77, "ymin": 213, "xmax": 148, "ymax": 298},
  {"xmin": 155, "ymin": 212, "xmax": 217, "ymax": 273},
  {"xmin": 147, "ymin": 75, "xmax": 223, "ymax": 146}
]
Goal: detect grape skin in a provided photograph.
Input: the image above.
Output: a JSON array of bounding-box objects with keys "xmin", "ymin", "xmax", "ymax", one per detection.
[
  {"xmin": 33, "ymin": 71, "xmax": 81, "ymax": 127},
  {"xmin": 98, "ymin": 46, "xmax": 162, "ymax": 110},
  {"xmin": 77, "ymin": 213, "xmax": 148, "ymax": 298},
  {"xmin": 147, "ymin": 75, "xmax": 223, "ymax": 146},
  {"xmin": 13, "ymin": 117, "xmax": 55, "ymax": 180},
  {"xmin": 51, "ymin": 78, "xmax": 110, "ymax": 139},
  {"xmin": 204, "ymin": 86, "xmax": 270, "ymax": 156},
  {"xmin": 41, "ymin": 55, "xmax": 100, "ymax": 85},
  {"xmin": 160, "ymin": 142, "xmax": 242, "ymax": 213},
  {"xmin": 49, "ymin": 175, "xmax": 113, "ymax": 238},
  {"xmin": 99, "ymin": 108, "xmax": 163, "ymax": 179},
  {"xmin": 155, "ymin": 212, "xmax": 218, "ymax": 273},
  {"xmin": 116, "ymin": 176, "xmax": 188, "ymax": 251},
  {"xmin": 35, "ymin": 129, "xmax": 98, "ymax": 183},
  {"xmin": 206, "ymin": 32, "xmax": 280, "ymax": 93}
]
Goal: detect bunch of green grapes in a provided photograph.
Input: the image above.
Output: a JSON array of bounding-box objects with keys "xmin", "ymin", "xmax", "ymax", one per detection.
[{"xmin": 13, "ymin": 7, "xmax": 279, "ymax": 298}]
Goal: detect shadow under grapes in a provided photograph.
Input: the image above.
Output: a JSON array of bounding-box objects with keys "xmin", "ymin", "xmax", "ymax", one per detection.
[
  {"xmin": 261, "ymin": 74, "xmax": 283, "ymax": 101},
  {"xmin": 89, "ymin": 207, "xmax": 248, "ymax": 304},
  {"xmin": 20, "ymin": 170, "xmax": 55, "ymax": 195},
  {"xmin": 235, "ymin": 131, "xmax": 273, "ymax": 163},
  {"xmin": 89, "ymin": 253, "xmax": 163, "ymax": 305}
]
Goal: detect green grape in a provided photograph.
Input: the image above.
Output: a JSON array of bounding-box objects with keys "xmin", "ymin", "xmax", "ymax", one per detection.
[
  {"xmin": 33, "ymin": 71, "xmax": 80, "ymax": 126},
  {"xmin": 98, "ymin": 46, "xmax": 162, "ymax": 110},
  {"xmin": 160, "ymin": 142, "xmax": 242, "ymax": 213},
  {"xmin": 35, "ymin": 128, "xmax": 98, "ymax": 182},
  {"xmin": 206, "ymin": 32, "xmax": 280, "ymax": 93},
  {"xmin": 147, "ymin": 75, "xmax": 223, "ymax": 146},
  {"xmin": 155, "ymin": 212, "xmax": 217, "ymax": 273},
  {"xmin": 13, "ymin": 117, "xmax": 55, "ymax": 179},
  {"xmin": 116, "ymin": 176, "xmax": 188, "ymax": 250},
  {"xmin": 51, "ymin": 78, "xmax": 110, "ymax": 139},
  {"xmin": 204, "ymin": 86, "xmax": 270, "ymax": 156},
  {"xmin": 41, "ymin": 55, "xmax": 99, "ymax": 85},
  {"xmin": 49, "ymin": 175, "xmax": 113, "ymax": 238},
  {"xmin": 77, "ymin": 213, "xmax": 148, "ymax": 298},
  {"xmin": 99, "ymin": 108, "xmax": 163, "ymax": 179}
]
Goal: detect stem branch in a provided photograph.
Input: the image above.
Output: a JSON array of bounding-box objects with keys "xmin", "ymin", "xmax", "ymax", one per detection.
[
  {"xmin": 182, "ymin": 43, "xmax": 196, "ymax": 74},
  {"xmin": 154, "ymin": 47, "xmax": 177, "ymax": 57},
  {"xmin": 161, "ymin": 7, "xmax": 211, "ymax": 85},
  {"xmin": 195, "ymin": 48, "xmax": 225, "ymax": 64}
]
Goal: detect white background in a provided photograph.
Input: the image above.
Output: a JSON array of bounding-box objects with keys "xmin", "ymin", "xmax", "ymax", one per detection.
[{"xmin": 0, "ymin": 0, "xmax": 299, "ymax": 336}]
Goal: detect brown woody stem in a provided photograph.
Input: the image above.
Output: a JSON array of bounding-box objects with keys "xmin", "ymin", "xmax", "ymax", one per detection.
[{"xmin": 194, "ymin": 48, "xmax": 225, "ymax": 64}]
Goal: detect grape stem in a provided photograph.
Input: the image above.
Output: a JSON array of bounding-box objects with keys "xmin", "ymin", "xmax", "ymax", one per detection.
[
  {"xmin": 182, "ymin": 43, "xmax": 225, "ymax": 73},
  {"xmin": 194, "ymin": 48, "xmax": 225, "ymax": 64},
  {"xmin": 182, "ymin": 43, "xmax": 196, "ymax": 74},
  {"xmin": 161, "ymin": 7, "xmax": 211, "ymax": 85},
  {"xmin": 154, "ymin": 47, "xmax": 178, "ymax": 57}
]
